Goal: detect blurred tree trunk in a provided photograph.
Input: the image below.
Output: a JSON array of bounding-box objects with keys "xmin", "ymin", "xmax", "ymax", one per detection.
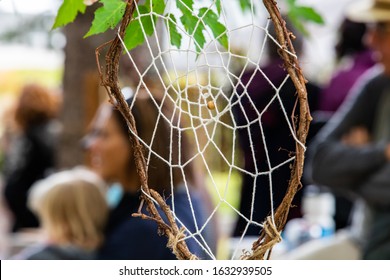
[
  {"xmin": 58, "ymin": 7, "xmax": 109, "ymax": 168},
  {"xmin": 58, "ymin": 6, "xmax": 163, "ymax": 168}
]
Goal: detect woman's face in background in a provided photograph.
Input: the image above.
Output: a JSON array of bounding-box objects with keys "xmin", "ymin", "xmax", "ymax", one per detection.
[{"xmin": 87, "ymin": 105, "xmax": 132, "ymax": 183}]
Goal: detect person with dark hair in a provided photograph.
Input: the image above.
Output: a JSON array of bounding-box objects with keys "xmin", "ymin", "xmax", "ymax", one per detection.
[
  {"xmin": 319, "ymin": 18, "xmax": 376, "ymax": 113},
  {"xmin": 3, "ymin": 84, "xmax": 59, "ymax": 232},
  {"xmin": 84, "ymin": 93, "xmax": 213, "ymax": 259}
]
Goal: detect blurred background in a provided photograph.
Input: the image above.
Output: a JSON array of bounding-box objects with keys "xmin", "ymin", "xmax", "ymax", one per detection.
[
  {"xmin": 0, "ymin": 0, "xmax": 355, "ymax": 167},
  {"xmin": 0, "ymin": 0, "xmax": 357, "ymax": 259}
]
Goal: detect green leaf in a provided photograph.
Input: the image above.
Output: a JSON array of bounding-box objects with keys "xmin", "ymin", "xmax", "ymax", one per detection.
[
  {"xmin": 176, "ymin": 0, "xmax": 194, "ymax": 15},
  {"xmin": 145, "ymin": 0, "xmax": 166, "ymax": 15},
  {"xmin": 286, "ymin": 0, "xmax": 296, "ymax": 6},
  {"xmin": 216, "ymin": 0, "xmax": 222, "ymax": 15},
  {"xmin": 239, "ymin": 0, "xmax": 252, "ymax": 12},
  {"xmin": 287, "ymin": 12, "xmax": 309, "ymax": 37},
  {"xmin": 292, "ymin": 6, "xmax": 324, "ymax": 24},
  {"xmin": 84, "ymin": 0, "xmax": 126, "ymax": 38},
  {"xmin": 166, "ymin": 14, "xmax": 182, "ymax": 49},
  {"xmin": 180, "ymin": 13, "xmax": 206, "ymax": 53},
  {"xmin": 123, "ymin": 19, "xmax": 145, "ymax": 50},
  {"xmin": 287, "ymin": 4, "xmax": 324, "ymax": 37},
  {"xmin": 199, "ymin": 8, "xmax": 228, "ymax": 50},
  {"xmin": 285, "ymin": 0, "xmax": 324, "ymax": 36},
  {"xmin": 137, "ymin": 6, "xmax": 155, "ymax": 36},
  {"xmin": 143, "ymin": 0, "xmax": 165, "ymax": 29},
  {"xmin": 53, "ymin": 0, "xmax": 86, "ymax": 29},
  {"xmin": 123, "ymin": 5, "xmax": 155, "ymax": 51}
]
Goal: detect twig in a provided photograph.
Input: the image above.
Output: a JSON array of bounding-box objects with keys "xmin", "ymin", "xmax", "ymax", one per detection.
[
  {"xmin": 242, "ymin": 0, "xmax": 312, "ymax": 260},
  {"xmin": 95, "ymin": 0, "xmax": 197, "ymax": 260}
]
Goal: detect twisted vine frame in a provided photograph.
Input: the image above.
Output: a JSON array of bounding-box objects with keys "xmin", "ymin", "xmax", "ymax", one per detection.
[{"xmin": 95, "ymin": 0, "xmax": 312, "ymax": 260}]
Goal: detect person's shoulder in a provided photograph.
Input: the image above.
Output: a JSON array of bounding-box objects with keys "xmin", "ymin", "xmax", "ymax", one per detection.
[
  {"xmin": 359, "ymin": 65, "xmax": 386, "ymax": 87},
  {"xmin": 26, "ymin": 245, "xmax": 94, "ymax": 260},
  {"xmin": 101, "ymin": 210, "xmax": 174, "ymax": 259},
  {"xmin": 109, "ymin": 210, "xmax": 159, "ymax": 239},
  {"xmin": 345, "ymin": 65, "xmax": 385, "ymax": 102},
  {"xmin": 17, "ymin": 244, "xmax": 66, "ymax": 260},
  {"xmin": 171, "ymin": 185, "xmax": 203, "ymax": 210},
  {"xmin": 10, "ymin": 244, "xmax": 46, "ymax": 260}
]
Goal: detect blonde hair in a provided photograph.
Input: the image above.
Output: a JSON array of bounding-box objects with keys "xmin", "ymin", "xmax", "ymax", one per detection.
[{"xmin": 29, "ymin": 168, "xmax": 108, "ymax": 251}]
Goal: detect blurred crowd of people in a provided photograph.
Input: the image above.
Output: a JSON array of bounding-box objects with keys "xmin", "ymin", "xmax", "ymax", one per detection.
[{"xmin": 0, "ymin": 0, "xmax": 390, "ymax": 260}]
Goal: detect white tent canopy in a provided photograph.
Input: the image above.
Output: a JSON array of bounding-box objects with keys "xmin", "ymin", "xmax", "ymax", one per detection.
[{"xmin": 0, "ymin": 45, "xmax": 63, "ymax": 71}]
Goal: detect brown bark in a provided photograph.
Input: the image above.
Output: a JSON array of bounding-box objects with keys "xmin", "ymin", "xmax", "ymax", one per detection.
[
  {"xmin": 58, "ymin": 7, "xmax": 111, "ymax": 168},
  {"xmin": 57, "ymin": 5, "xmax": 161, "ymax": 168}
]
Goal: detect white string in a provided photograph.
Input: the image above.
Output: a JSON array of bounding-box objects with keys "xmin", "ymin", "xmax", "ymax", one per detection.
[{"xmin": 119, "ymin": 0, "xmax": 302, "ymax": 260}]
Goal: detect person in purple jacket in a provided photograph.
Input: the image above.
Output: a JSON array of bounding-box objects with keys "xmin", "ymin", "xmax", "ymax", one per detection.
[{"xmin": 319, "ymin": 18, "xmax": 376, "ymax": 113}]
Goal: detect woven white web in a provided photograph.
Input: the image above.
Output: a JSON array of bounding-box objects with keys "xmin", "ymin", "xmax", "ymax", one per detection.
[{"xmin": 119, "ymin": 0, "xmax": 302, "ymax": 260}]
